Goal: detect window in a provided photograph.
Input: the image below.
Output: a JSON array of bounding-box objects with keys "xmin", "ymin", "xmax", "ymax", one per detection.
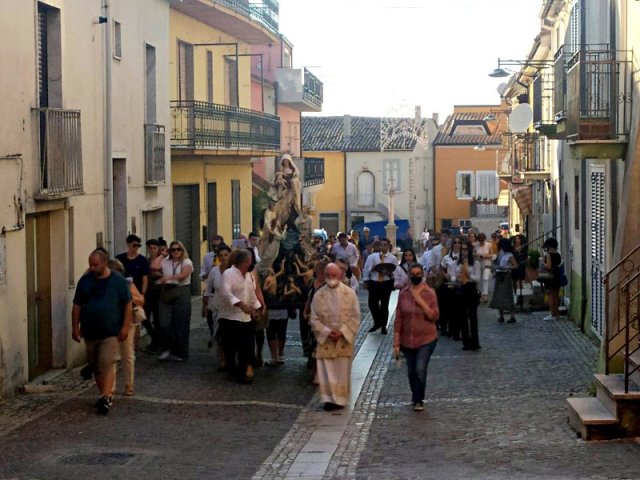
[
  {"xmin": 351, "ymin": 216, "xmax": 365, "ymax": 229},
  {"xmin": 319, "ymin": 213, "xmax": 340, "ymax": 236},
  {"xmin": 456, "ymin": 171, "xmax": 474, "ymax": 198},
  {"xmin": 231, "ymin": 180, "xmax": 241, "ymax": 239},
  {"xmin": 441, "ymin": 218, "xmax": 452, "ymax": 231},
  {"xmin": 383, "ymin": 159, "xmax": 401, "ymax": 192},
  {"xmin": 145, "ymin": 44, "xmax": 156, "ymax": 123},
  {"xmin": 475, "ymin": 170, "xmax": 498, "ymax": 200},
  {"xmin": 206, "ymin": 50, "xmax": 214, "ymax": 104},
  {"xmin": 113, "ymin": 20, "xmax": 122, "ymax": 59},
  {"xmin": 357, "ymin": 170, "xmax": 375, "ymax": 207},
  {"xmin": 177, "ymin": 40, "xmax": 194, "ymax": 101},
  {"xmin": 225, "ymin": 57, "xmax": 238, "ymax": 107}
]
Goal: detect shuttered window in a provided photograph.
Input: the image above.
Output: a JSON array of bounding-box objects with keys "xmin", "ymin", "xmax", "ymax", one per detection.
[
  {"xmin": 383, "ymin": 159, "xmax": 401, "ymax": 192},
  {"xmin": 475, "ymin": 170, "xmax": 498, "ymax": 200},
  {"xmin": 231, "ymin": 180, "xmax": 241, "ymax": 239},
  {"xmin": 456, "ymin": 171, "xmax": 474, "ymax": 199},
  {"xmin": 590, "ymin": 167, "xmax": 605, "ymax": 337},
  {"xmin": 357, "ymin": 171, "xmax": 375, "ymax": 207},
  {"xmin": 177, "ymin": 40, "xmax": 194, "ymax": 101},
  {"xmin": 207, "ymin": 50, "xmax": 214, "ymax": 104}
]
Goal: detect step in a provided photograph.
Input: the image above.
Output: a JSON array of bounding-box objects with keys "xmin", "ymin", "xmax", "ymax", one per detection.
[
  {"xmin": 566, "ymin": 397, "xmax": 620, "ymax": 441},
  {"xmin": 594, "ymin": 374, "xmax": 640, "ymax": 437}
]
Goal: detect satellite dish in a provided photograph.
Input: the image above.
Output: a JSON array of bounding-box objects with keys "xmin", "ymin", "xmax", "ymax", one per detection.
[
  {"xmin": 496, "ymin": 83, "xmax": 508, "ymax": 97},
  {"xmin": 508, "ymin": 104, "xmax": 533, "ymax": 133}
]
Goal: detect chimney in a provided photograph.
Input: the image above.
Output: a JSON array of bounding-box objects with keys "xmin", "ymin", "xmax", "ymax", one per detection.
[
  {"xmin": 414, "ymin": 106, "xmax": 421, "ymax": 121},
  {"xmin": 343, "ymin": 115, "xmax": 352, "ymax": 145},
  {"xmin": 432, "ymin": 112, "xmax": 439, "ymax": 125}
]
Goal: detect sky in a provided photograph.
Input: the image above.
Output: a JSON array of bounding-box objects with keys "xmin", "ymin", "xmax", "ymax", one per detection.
[{"xmin": 278, "ymin": 0, "xmax": 545, "ymax": 120}]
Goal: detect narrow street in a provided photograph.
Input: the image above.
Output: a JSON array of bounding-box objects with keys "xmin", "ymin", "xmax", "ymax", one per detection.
[{"xmin": 1, "ymin": 292, "xmax": 639, "ymax": 479}]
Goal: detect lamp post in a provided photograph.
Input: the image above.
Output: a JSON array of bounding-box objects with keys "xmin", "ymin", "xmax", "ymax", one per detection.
[{"xmin": 385, "ymin": 176, "xmax": 397, "ymax": 247}]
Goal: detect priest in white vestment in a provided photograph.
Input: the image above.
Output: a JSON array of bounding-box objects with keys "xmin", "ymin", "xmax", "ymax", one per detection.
[{"xmin": 310, "ymin": 263, "xmax": 361, "ymax": 411}]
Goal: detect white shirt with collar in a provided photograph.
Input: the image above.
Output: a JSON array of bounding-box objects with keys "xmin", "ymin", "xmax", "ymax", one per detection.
[
  {"xmin": 441, "ymin": 253, "xmax": 460, "ymax": 282},
  {"xmin": 427, "ymin": 244, "xmax": 444, "ymax": 274},
  {"xmin": 218, "ymin": 266, "xmax": 262, "ymax": 322},
  {"xmin": 363, "ymin": 251, "xmax": 399, "ymax": 282}
]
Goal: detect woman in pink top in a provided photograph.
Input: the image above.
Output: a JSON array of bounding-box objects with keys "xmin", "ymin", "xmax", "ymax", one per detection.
[{"xmin": 393, "ymin": 263, "xmax": 440, "ymax": 412}]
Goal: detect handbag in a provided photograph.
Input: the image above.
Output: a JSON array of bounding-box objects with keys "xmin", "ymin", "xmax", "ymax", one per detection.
[
  {"xmin": 160, "ymin": 285, "xmax": 180, "ymax": 303},
  {"xmin": 132, "ymin": 305, "xmax": 147, "ymax": 325}
]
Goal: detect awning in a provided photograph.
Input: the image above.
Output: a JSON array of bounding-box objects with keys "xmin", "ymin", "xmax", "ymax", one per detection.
[
  {"xmin": 512, "ymin": 185, "xmax": 533, "ymax": 216},
  {"xmin": 497, "ymin": 189, "xmax": 510, "ymax": 207}
]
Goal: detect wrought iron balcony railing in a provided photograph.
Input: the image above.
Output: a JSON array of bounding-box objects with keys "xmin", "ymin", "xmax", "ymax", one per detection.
[
  {"xmin": 512, "ymin": 132, "xmax": 545, "ymax": 172},
  {"xmin": 303, "ymin": 68, "xmax": 323, "ymax": 109},
  {"xmin": 145, "ymin": 124, "xmax": 166, "ymax": 184},
  {"xmin": 216, "ymin": 0, "xmax": 279, "ymax": 35},
  {"xmin": 470, "ymin": 201, "xmax": 508, "ymax": 218},
  {"xmin": 566, "ymin": 49, "xmax": 632, "ymax": 141},
  {"xmin": 170, "ymin": 100, "xmax": 280, "ymax": 152},
  {"xmin": 33, "ymin": 108, "xmax": 83, "ymax": 198}
]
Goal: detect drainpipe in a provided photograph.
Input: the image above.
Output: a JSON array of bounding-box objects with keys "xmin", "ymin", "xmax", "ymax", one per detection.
[{"xmin": 102, "ymin": 0, "xmax": 114, "ymax": 253}]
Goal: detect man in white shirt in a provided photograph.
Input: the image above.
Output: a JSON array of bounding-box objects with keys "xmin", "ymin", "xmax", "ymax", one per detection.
[
  {"xmin": 331, "ymin": 232, "xmax": 359, "ymax": 268},
  {"xmin": 218, "ymin": 249, "xmax": 262, "ymax": 384},
  {"xmin": 362, "ymin": 238, "xmax": 399, "ymax": 334},
  {"xmin": 200, "ymin": 235, "xmax": 225, "ymax": 280}
]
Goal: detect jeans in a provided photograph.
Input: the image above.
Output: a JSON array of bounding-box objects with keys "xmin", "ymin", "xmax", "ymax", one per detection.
[
  {"xmin": 401, "ymin": 339, "xmax": 438, "ymax": 404},
  {"xmin": 367, "ymin": 280, "xmax": 394, "ymax": 328}
]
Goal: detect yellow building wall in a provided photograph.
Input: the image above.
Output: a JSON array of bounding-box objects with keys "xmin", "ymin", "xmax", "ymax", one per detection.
[
  {"xmin": 434, "ymin": 146, "xmax": 499, "ymax": 229},
  {"xmin": 171, "ymin": 157, "xmax": 253, "ymax": 258},
  {"xmin": 169, "ymin": 10, "xmax": 252, "ymax": 108},
  {"xmin": 306, "ymin": 151, "xmax": 346, "ymax": 232}
]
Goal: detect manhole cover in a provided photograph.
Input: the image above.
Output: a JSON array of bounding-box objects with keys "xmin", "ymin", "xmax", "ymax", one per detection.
[{"xmin": 58, "ymin": 452, "xmax": 138, "ymax": 466}]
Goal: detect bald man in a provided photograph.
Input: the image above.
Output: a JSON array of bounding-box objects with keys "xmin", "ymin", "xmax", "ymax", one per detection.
[{"xmin": 310, "ymin": 263, "xmax": 361, "ymax": 411}]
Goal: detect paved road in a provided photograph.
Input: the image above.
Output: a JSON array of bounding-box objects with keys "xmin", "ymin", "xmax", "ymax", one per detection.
[{"xmin": 1, "ymin": 292, "xmax": 640, "ymax": 479}]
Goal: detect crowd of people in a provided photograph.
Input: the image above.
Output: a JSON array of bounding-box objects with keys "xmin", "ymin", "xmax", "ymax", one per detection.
[{"xmin": 71, "ymin": 226, "xmax": 564, "ymax": 415}]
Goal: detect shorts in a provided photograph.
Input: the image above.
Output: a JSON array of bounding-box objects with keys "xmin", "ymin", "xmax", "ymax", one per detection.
[{"xmin": 85, "ymin": 337, "xmax": 119, "ymax": 377}]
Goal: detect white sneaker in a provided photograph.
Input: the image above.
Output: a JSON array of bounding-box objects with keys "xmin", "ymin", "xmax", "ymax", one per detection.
[
  {"xmin": 543, "ymin": 315, "xmax": 557, "ymax": 321},
  {"xmin": 158, "ymin": 350, "xmax": 171, "ymax": 360}
]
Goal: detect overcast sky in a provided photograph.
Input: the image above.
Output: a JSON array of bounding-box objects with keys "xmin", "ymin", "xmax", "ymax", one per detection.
[{"xmin": 278, "ymin": 0, "xmax": 544, "ymax": 119}]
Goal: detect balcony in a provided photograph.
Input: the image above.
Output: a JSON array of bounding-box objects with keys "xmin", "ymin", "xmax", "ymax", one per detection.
[
  {"xmin": 276, "ymin": 68, "xmax": 323, "ymax": 112},
  {"xmin": 511, "ymin": 132, "xmax": 550, "ymax": 180},
  {"xmin": 144, "ymin": 124, "xmax": 166, "ymax": 185},
  {"xmin": 470, "ymin": 201, "xmax": 508, "ymax": 218},
  {"xmin": 33, "ymin": 108, "xmax": 83, "ymax": 199},
  {"xmin": 532, "ymin": 72, "xmax": 562, "ymax": 139},
  {"xmin": 170, "ymin": 100, "xmax": 280, "ymax": 154},
  {"xmin": 170, "ymin": 0, "xmax": 279, "ymax": 44},
  {"xmin": 565, "ymin": 49, "xmax": 632, "ymax": 159}
]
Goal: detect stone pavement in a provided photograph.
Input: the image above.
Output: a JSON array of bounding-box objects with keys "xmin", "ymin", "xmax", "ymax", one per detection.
[{"xmin": 2, "ymin": 291, "xmax": 640, "ymax": 479}]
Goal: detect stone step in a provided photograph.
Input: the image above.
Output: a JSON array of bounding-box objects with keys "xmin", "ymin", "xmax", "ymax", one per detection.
[
  {"xmin": 566, "ymin": 397, "xmax": 620, "ymax": 441},
  {"xmin": 594, "ymin": 373, "xmax": 640, "ymax": 437}
]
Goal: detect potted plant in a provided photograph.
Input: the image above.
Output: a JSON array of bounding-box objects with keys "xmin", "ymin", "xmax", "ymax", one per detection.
[{"xmin": 526, "ymin": 249, "xmax": 541, "ymax": 282}]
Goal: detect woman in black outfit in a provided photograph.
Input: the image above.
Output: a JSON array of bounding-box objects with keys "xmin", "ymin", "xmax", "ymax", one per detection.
[
  {"xmin": 542, "ymin": 237, "xmax": 562, "ymax": 321},
  {"xmin": 457, "ymin": 241, "xmax": 481, "ymax": 351}
]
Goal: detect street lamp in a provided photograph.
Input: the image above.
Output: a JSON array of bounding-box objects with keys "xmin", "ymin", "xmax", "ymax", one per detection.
[{"xmin": 488, "ymin": 58, "xmax": 554, "ymax": 78}]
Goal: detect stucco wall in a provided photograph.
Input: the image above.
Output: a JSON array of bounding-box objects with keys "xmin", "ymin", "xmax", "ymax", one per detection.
[{"xmin": 305, "ymin": 151, "xmax": 346, "ymax": 232}]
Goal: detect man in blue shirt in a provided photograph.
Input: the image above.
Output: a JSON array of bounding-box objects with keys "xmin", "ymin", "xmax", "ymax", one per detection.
[{"xmin": 72, "ymin": 249, "xmax": 132, "ymax": 415}]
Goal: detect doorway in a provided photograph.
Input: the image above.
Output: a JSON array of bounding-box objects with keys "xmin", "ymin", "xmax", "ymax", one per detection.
[
  {"xmin": 26, "ymin": 212, "xmax": 53, "ymax": 379},
  {"xmin": 174, "ymin": 184, "xmax": 201, "ymax": 294}
]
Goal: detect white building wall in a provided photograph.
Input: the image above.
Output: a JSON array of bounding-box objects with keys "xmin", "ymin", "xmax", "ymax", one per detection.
[{"xmin": 0, "ymin": 0, "xmax": 171, "ymax": 397}]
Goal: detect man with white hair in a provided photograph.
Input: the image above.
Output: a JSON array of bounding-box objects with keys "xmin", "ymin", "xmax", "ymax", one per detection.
[{"xmin": 310, "ymin": 263, "xmax": 361, "ymax": 410}]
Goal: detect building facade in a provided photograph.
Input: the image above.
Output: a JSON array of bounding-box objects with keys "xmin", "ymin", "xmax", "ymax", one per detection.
[
  {"xmin": 0, "ymin": 0, "xmax": 172, "ymax": 396},
  {"xmin": 433, "ymin": 106, "xmax": 509, "ymax": 235},
  {"xmin": 168, "ymin": 0, "xmax": 282, "ymax": 293}
]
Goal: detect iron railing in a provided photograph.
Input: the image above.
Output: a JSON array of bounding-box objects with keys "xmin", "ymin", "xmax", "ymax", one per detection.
[
  {"xmin": 470, "ymin": 201, "xmax": 507, "ymax": 217},
  {"xmin": 303, "ymin": 68, "xmax": 323, "ymax": 108},
  {"xmin": 216, "ymin": 0, "xmax": 279, "ymax": 35},
  {"xmin": 512, "ymin": 132, "xmax": 545, "ymax": 172},
  {"xmin": 533, "ymin": 71, "xmax": 555, "ymax": 126},
  {"xmin": 565, "ymin": 48, "xmax": 632, "ymax": 140},
  {"xmin": 144, "ymin": 124, "xmax": 166, "ymax": 184},
  {"xmin": 604, "ymin": 243, "xmax": 640, "ymax": 392},
  {"xmin": 170, "ymin": 100, "xmax": 280, "ymax": 151},
  {"xmin": 33, "ymin": 108, "xmax": 83, "ymax": 197}
]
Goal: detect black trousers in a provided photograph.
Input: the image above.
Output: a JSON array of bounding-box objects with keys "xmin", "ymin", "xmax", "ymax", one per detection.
[
  {"xmin": 446, "ymin": 284, "xmax": 464, "ymax": 340},
  {"xmin": 368, "ymin": 280, "xmax": 394, "ymax": 328},
  {"xmin": 460, "ymin": 282, "xmax": 480, "ymax": 349},
  {"xmin": 435, "ymin": 284, "xmax": 449, "ymax": 335},
  {"xmin": 219, "ymin": 319, "xmax": 254, "ymax": 381}
]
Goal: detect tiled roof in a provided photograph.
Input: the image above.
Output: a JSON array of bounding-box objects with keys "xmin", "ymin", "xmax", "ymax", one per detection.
[
  {"xmin": 302, "ymin": 116, "xmax": 427, "ymax": 152},
  {"xmin": 433, "ymin": 111, "xmax": 505, "ymax": 146}
]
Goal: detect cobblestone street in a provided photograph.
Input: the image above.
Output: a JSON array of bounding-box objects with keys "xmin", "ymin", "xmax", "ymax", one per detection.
[{"xmin": 1, "ymin": 293, "xmax": 640, "ymax": 479}]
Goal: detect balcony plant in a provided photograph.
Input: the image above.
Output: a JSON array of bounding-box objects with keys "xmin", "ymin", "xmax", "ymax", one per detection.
[{"xmin": 526, "ymin": 249, "xmax": 541, "ymax": 282}]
